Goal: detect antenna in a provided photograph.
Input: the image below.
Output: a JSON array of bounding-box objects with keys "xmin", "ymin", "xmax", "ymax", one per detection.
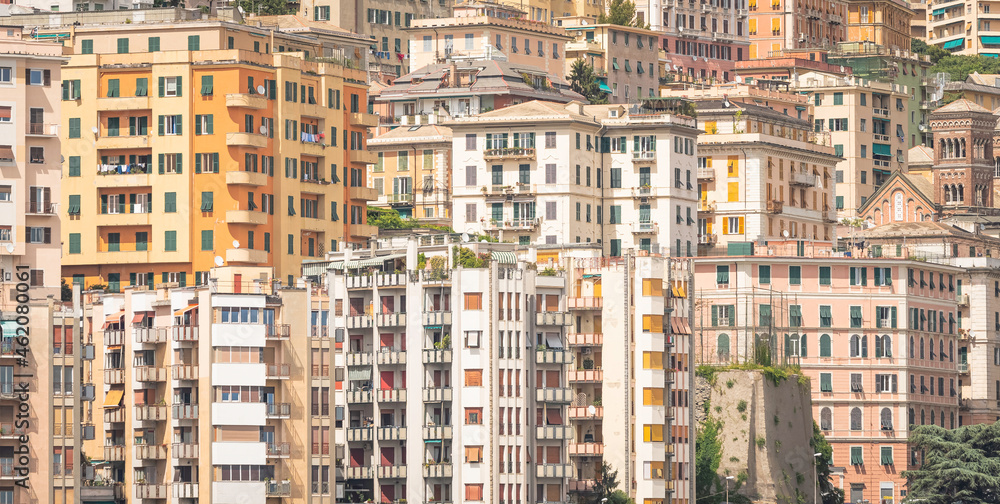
[
  {"xmin": 232, "ymin": 240, "xmax": 240, "ymax": 248},
  {"xmin": 214, "ymin": 256, "xmax": 224, "ymax": 267}
]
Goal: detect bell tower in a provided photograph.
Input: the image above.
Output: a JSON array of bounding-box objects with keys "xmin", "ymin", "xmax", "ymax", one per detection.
[{"xmin": 929, "ymin": 99, "xmax": 997, "ymax": 209}]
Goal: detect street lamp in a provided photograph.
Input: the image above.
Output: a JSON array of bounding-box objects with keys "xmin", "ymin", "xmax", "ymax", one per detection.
[
  {"xmin": 813, "ymin": 452, "xmax": 823, "ymax": 504},
  {"xmin": 725, "ymin": 475, "xmax": 735, "ymax": 504}
]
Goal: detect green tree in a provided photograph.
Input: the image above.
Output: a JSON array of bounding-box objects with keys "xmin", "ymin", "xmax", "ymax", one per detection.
[
  {"xmin": 903, "ymin": 422, "xmax": 1000, "ymax": 504},
  {"xmin": 61, "ymin": 279, "xmax": 72, "ymax": 302},
  {"xmin": 568, "ymin": 59, "xmax": 608, "ymax": 105},
  {"xmin": 367, "ymin": 207, "xmax": 409, "ymax": 230},
  {"xmin": 912, "ymin": 39, "xmax": 951, "ymax": 65},
  {"xmin": 593, "ymin": 462, "xmax": 621, "ymax": 501},
  {"xmin": 695, "ymin": 417, "xmax": 724, "ymax": 504},
  {"xmin": 606, "ymin": 489, "xmax": 635, "ymax": 504},
  {"xmin": 811, "ymin": 422, "xmax": 845, "ymax": 504},
  {"xmin": 598, "ymin": 0, "xmax": 640, "ymax": 26}
]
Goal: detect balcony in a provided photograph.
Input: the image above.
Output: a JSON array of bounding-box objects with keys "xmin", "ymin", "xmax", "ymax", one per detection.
[
  {"xmin": 226, "ymin": 210, "xmax": 268, "ymax": 225},
  {"xmin": 569, "ymin": 405, "xmax": 603, "ymax": 419},
  {"xmin": 346, "ymin": 390, "xmax": 373, "ymax": 403},
  {"xmin": 266, "ymin": 363, "xmax": 290, "ymax": 379},
  {"xmin": 375, "ymin": 313, "xmax": 406, "ymax": 328},
  {"xmin": 959, "ymin": 363, "xmax": 969, "ymax": 373},
  {"xmin": 568, "ymin": 297, "xmax": 603, "ymax": 310},
  {"xmin": 536, "ymin": 387, "xmax": 574, "ymax": 403},
  {"xmin": 25, "ymin": 202, "xmax": 56, "ymax": 215},
  {"xmin": 135, "ymin": 366, "xmax": 167, "ymax": 382},
  {"xmin": 347, "ymin": 427, "xmax": 373, "ymax": 442},
  {"xmin": 697, "ymin": 167, "xmax": 715, "ymax": 180},
  {"xmin": 265, "ymin": 480, "xmax": 291, "ymax": 497},
  {"xmin": 171, "ymin": 364, "xmax": 198, "ymax": 381},
  {"xmin": 376, "ymin": 426, "xmax": 407, "ymax": 441},
  {"xmin": 226, "ymin": 170, "xmax": 269, "ymax": 187},
  {"xmin": 569, "ymin": 479, "xmax": 597, "ymax": 492},
  {"xmin": 536, "ymin": 349, "xmax": 574, "ymax": 365},
  {"xmin": 483, "ymin": 147, "xmax": 536, "ymax": 160},
  {"xmin": 351, "ymin": 186, "xmax": 379, "ymax": 201},
  {"xmin": 536, "ymin": 463, "xmax": 573, "ymax": 478},
  {"xmin": 423, "ymin": 387, "xmax": 453, "ymax": 402},
  {"xmin": 873, "ymin": 108, "xmax": 890, "ymax": 117},
  {"xmin": 632, "ymin": 151, "xmax": 656, "ymax": 163},
  {"xmin": 345, "ymin": 466, "xmax": 373, "ymax": 479},
  {"xmin": 266, "ymin": 403, "xmax": 291, "ymax": 418},
  {"xmin": 97, "ymin": 96, "xmax": 151, "ymax": 110},
  {"xmin": 376, "ymin": 388, "xmax": 407, "ymax": 402},
  {"xmin": 134, "ymin": 404, "xmax": 168, "ymax": 421},
  {"xmin": 767, "ymin": 200, "xmax": 784, "ymax": 214},
  {"xmin": 172, "ymin": 482, "xmax": 199, "ymax": 499},
  {"xmin": 134, "ymin": 484, "xmax": 169, "ymax": 499},
  {"xmin": 134, "ymin": 327, "xmax": 166, "ymax": 344},
  {"xmin": 632, "ymin": 186, "xmax": 656, "ymax": 199},
  {"xmin": 569, "ymin": 442, "xmax": 604, "ymax": 456},
  {"xmin": 104, "ymin": 408, "xmax": 125, "ymax": 424},
  {"xmin": 568, "ymin": 333, "xmax": 602, "ymax": 346},
  {"xmin": 569, "ymin": 369, "xmax": 603, "ymax": 382},
  {"xmin": 226, "ymin": 132, "xmax": 268, "ymax": 148},
  {"xmin": 170, "ymin": 325, "xmax": 199, "ymax": 342},
  {"xmin": 346, "ymin": 353, "xmax": 372, "ymax": 366},
  {"xmin": 26, "ymin": 122, "xmax": 58, "ymax": 137},
  {"xmin": 266, "ymin": 442, "xmax": 290, "ymax": 458},
  {"xmin": 349, "ymin": 150, "xmax": 378, "ymax": 165},
  {"xmin": 422, "ymin": 348, "xmax": 452, "ymax": 364},
  {"xmin": 421, "ymin": 462, "xmax": 455, "ymax": 481},
  {"xmin": 172, "ymin": 404, "xmax": 198, "ymax": 420},
  {"xmin": 631, "ymin": 221, "xmax": 657, "ymax": 234},
  {"xmin": 423, "ymin": 425, "xmax": 453, "ymax": 440},
  {"xmin": 376, "ymin": 348, "xmax": 406, "ymax": 365},
  {"xmin": 226, "ymin": 93, "xmax": 268, "ymax": 109},
  {"xmin": 350, "ymin": 222, "xmax": 379, "ymax": 239},
  {"xmin": 171, "ymin": 442, "xmax": 198, "ymax": 459},
  {"xmin": 422, "ymin": 311, "xmax": 452, "ymax": 326},
  {"xmin": 347, "ymin": 315, "xmax": 373, "ymax": 329},
  {"xmin": 536, "ymin": 311, "xmax": 573, "ymax": 326},
  {"xmin": 225, "ymin": 247, "xmax": 268, "ymax": 264},
  {"xmin": 377, "ymin": 465, "xmax": 407, "ymax": 479},
  {"xmin": 483, "ymin": 217, "xmax": 541, "ymax": 231},
  {"xmin": 104, "ymin": 445, "xmax": 126, "ymax": 462},
  {"xmin": 135, "ymin": 444, "xmax": 168, "ymax": 460},
  {"xmin": 104, "ymin": 368, "xmax": 125, "ymax": 385},
  {"xmin": 350, "ymin": 112, "xmax": 379, "ymax": 127},
  {"xmin": 375, "ymin": 272, "xmax": 407, "ymax": 287},
  {"xmin": 789, "ymin": 172, "xmax": 817, "ymax": 187},
  {"xmin": 95, "ymin": 134, "xmax": 150, "ymax": 150}
]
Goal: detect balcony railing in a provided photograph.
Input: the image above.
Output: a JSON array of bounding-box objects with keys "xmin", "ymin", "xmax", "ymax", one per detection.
[
  {"xmin": 266, "ymin": 480, "xmax": 292, "ymax": 497},
  {"xmin": 266, "ymin": 403, "xmax": 291, "ymax": 418},
  {"xmin": 697, "ymin": 167, "xmax": 715, "ymax": 180},
  {"xmin": 266, "ymin": 442, "xmax": 291, "ymax": 457},
  {"xmin": 26, "ymin": 122, "xmax": 58, "ymax": 136},
  {"xmin": 172, "ymin": 403, "xmax": 198, "ymax": 420},
  {"xmin": 568, "ymin": 296, "xmax": 603, "ymax": 310},
  {"xmin": 422, "ymin": 348, "xmax": 453, "ymax": 364},
  {"xmin": 104, "ymin": 445, "xmax": 126, "ymax": 462},
  {"xmin": 632, "ymin": 151, "xmax": 656, "ymax": 162},
  {"xmin": 171, "ymin": 442, "xmax": 199, "ymax": 459},
  {"xmin": 134, "ymin": 404, "xmax": 168, "ymax": 421},
  {"xmin": 104, "ymin": 368, "xmax": 125, "ymax": 385},
  {"xmin": 484, "ymin": 217, "xmax": 541, "ymax": 231},
  {"xmin": 170, "ymin": 325, "xmax": 199, "ymax": 342},
  {"xmin": 267, "ymin": 363, "xmax": 291, "ymax": 379},
  {"xmin": 266, "ymin": 324, "xmax": 291, "ymax": 340},
  {"xmin": 483, "ymin": 147, "xmax": 536, "ymax": 160},
  {"xmin": 567, "ymin": 333, "xmax": 603, "ymax": 346},
  {"xmin": 26, "ymin": 202, "xmax": 55, "ymax": 214}
]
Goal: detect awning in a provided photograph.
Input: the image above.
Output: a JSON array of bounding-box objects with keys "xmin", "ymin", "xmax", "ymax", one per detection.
[
  {"xmin": 103, "ymin": 388, "xmax": 124, "ymax": 408},
  {"xmin": 985, "ymin": 53, "xmax": 1000, "ymax": 58},
  {"xmin": 106, "ymin": 345, "xmax": 122, "ymax": 351},
  {"xmin": 102, "ymin": 312, "xmax": 124, "ymax": 329},
  {"xmin": 0, "ymin": 321, "xmax": 18, "ymax": 338},
  {"xmin": 545, "ymin": 334, "xmax": 564, "ymax": 349},
  {"xmin": 599, "ymin": 82, "xmax": 613, "ymax": 93},
  {"xmin": 173, "ymin": 305, "xmax": 197, "ymax": 317},
  {"xmin": 424, "ymin": 439, "xmax": 442, "ymax": 443},
  {"xmin": 583, "ymin": 274, "xmax": 601, "ymax": 279},
  {"xmin": 983, "ymin": 36, "xmax": 1000, "ymax": 45},
  {"xmin": 348, "ymin": 368, "xmax": 372, "ymax": 381},
  {"xmin": 872, "ymin": 143, "xmax": 892, "ymax": 157},
  {"xmin": 131, "ymin": 313, "xmax": 146, "ymax": 324},
  {"xmin": 0, "ymin": 146, "xmax": 13, "ymax": 162},
  {"xmin": 344, "ymin": 254, "xmax": 405, "ymax": 269},
  {"xmin": 943, "ymin": 38, "xmax": 964, "ymax": 49},
  {"xmin": 795, "ymin": 105, "xmax": 806, "ymax": 111},
  {"xmin": 932, "ymin": 8, "xmax": 944, "ymax": 15},
  {"xmin": 546, "ymin": 409, "xmax": 563, "ymax": 425},
  {"xmin": 492, "ymin": 251, "xmax": 517, "ymax": 264}
]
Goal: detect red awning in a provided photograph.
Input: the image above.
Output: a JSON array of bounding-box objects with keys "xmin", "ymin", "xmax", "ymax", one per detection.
[
  {"xmin": 546, "ymin": 409, "xmax": 563, "ymax": 426},
  {"xmin": 101, "ymin": 311, "xmax": 124, "ymax": 329},
  {"xmin": 131, "ymin": 313, "xmax": 146, "ymax": 324}
]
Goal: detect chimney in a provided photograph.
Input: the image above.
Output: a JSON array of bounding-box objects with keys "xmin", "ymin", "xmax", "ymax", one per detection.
[
  {"xmin": 400, "ymin": 115, "xmax": 409, "ymax": 126},
  {"xmin": 449, "ymin": 63, "xmax": 459, "ymax": 87},
  {"xmin": 428, "ymin": 114, "xmax": 436, "ymax": 125}
]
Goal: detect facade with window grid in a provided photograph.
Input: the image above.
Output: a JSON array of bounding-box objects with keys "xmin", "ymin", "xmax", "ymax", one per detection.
[
  {"xmin": 310, "ymin": 238, "xmax": 694, "ymax": 504},
  {"xmin": 693, "ymin": 251, "xmax": 961, "ymax": 504},
  {"xmin": 367, "ymin": 123, "xmax": 454, "ymax": 226},
  {"xmin": 44, "ymin": 18, "xmax": 377, "ymax": 293},
  {"xmin": 0, "ymin": 27, "xmax": 66, "ymax": 309},
  {"xmin": 448, "ymin": 100, "xmax": 699, "ymax": 257}
]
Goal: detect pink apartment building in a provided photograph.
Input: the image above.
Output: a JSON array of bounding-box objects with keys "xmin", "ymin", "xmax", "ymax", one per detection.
[{"xmin": 693, "ymin": 242, "xmax": 961, "ymax": 504}]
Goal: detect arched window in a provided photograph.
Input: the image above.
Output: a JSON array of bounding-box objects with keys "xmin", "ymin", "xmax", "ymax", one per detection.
[
  {"xmin": 959, "ymin": 184, "xmax": 965, "ymax": 201},
  {"xmin": 930, "ymin": 409, "xmax": 936, "ymax": 425},
  {"xmin": 784, "ymin": 333, "xmax": 799, "ymax": 358},
  {"xmin": 909, "ymin": 336, "xmax": 914, "ymax": 358},
  {"xmin": 951, "ymin": 411, "xmax": 955, "ymax": 429},
  {"xmin": 961, "ymin": 138, "xmax": 967, "ymax": 157},
  {"xmin": 850, "ymin": 407, "xmax": 862, "ymax": 431},
  {"xmin": 920, "ymin": 409, "xmax": 925, "ymax": 425},
  {"xmin": 930, "ymin": 338, "xmax": 936, "ymax": 360},
  {"xmin": 880, "ymin": 407, "xmax": 893, "ymax": 430},
  {"xmin": 908, "ymin": 407, "xmax": 915, "ymax": 426},
  {"xmin": 940, "ymin": 339, "xmax": 946, "ymax": 361},
  {"xmin": 717, "ymin": 333, "xmax": 730, "ymax": 361},
  {"xmin": 944, "ymin": 185, "xmax": 952, "ymax": 202},
  {"xmin": 820, "ymin": 334, "xmax": 832, "ymax": 357},
  {"xmin": 949, "ymin": 341, "xmax": 954, "ymax": 362},
  {"xmin": 820, "ymin": 407, "xmax": 832, "ymax": 430},
  {"xmin": 876, "ymin": 334, "xmax": 892, "ymax": 358},
  {"xmin": 861, "ymin": 335, "xmax": 868, "ymax": 358},
  {"xmin": 920, "ymin": 337, "xmax": 925, "ymax": 359},
  {"xmin": 941, "ymin": 410, "xmax": 946, "ymax": 428},
  {"xmin": 850, "ymin": 334, "xmax": 861, "ymax": 357},
  {"xmin": 799, "ymin": 334, "xmax": 808, "ymax": 357}
]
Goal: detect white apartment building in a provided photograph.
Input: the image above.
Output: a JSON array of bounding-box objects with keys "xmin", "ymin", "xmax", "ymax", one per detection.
[
  {"xmin": 447, "ymin": 99, "xmax": 700, "ymax": 258},
  {"xmin": 303, "ymin": 235, "xmax": 695, "ymax": 504}
]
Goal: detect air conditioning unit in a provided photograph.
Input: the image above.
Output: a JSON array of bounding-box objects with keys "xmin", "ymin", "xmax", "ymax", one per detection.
[
  {"xmin": 582, "ymin": 347, "xmax": 593, "ymax": 355},
  {"xmin": 581, "ymin": 457, "xmax": 590, "ymax": 463}
]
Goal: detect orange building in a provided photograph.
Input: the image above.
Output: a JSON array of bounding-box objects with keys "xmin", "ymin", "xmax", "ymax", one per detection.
[
  {"xmin": 748, "ymin": 0, "xmax": 848, "ymax": 58},
  {"xmin": 844, "ymin": 0, "xmax": 914, "ymax": 52}
]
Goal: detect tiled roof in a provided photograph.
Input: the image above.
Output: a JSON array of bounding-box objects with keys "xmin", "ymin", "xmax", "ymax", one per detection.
[
  {"xmin": 908, "ymin": 145, "xmax": 934, "ymax": 166},
  {"xmin": 932, "ymin": 98, "xmax": 993, "ymax": 115}
]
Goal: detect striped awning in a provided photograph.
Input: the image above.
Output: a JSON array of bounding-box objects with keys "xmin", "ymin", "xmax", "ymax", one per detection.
[
  {"xmin": 872, "ymin": 143, "xmax": 892, "ymax": 157},
  {"xmin": 983, "ymin": 36, "xmax": 1000, "ymax": 46},
  {"xmin": 348, "ymin": 368, "xmax": 372, "ymax": 381},
  {"xmin": 943, "ymin": 38, "xmax": 964, "ymax": 49},
  {"xmin": 0, "ymin": 321, "xmax": 18, "ymax": 338},
  {"xmin": 344, "ymin": 254, "xmax": 405, "ymax": 269},
  {"xmin": 492, "ymin": 251, "xmax": 517, "ymax": 264},
  {"xmin": 103, "ymin": 388, "xmax": 124, "ymax": 408}
]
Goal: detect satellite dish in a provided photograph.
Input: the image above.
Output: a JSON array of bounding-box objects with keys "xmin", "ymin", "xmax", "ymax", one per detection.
[
  {"xmin": 4, "ymin": 244, "xmax": 13, "ymax": 253},
  {"xmin": 588, "ymin": 405, "xmax": 596, "ymax": 416},
  {"xmin": 232, "ymin": 240, "xmax": 240, "ymax": 248},
  {"xmin": 259, "ymin": 125, "xmax": 268, "ymax": 135},
  {"xmin": 782, "ymin": 230, "xmax": 790, "ymax": 238},
  {"xmin": 91, "ymin": 126, "xmax": 98, "ymax": 134},
  {"xmin": 461, "ymin": 233, "xmax": 471, "ymax": 243},
  {"xmin": 257, "ymin": 85, "xmax": 266, "ymax": 95},
  {"xmin": 214, "ymin": 256, "xmax": 224, "ymax": 267}
]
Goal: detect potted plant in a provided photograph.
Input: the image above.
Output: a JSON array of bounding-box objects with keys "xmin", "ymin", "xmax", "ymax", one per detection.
[{"xmin": 583, "ymin": 358, "xmax": 594, "ymax": 370}]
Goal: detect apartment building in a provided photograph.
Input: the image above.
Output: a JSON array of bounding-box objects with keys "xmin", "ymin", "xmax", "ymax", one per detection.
[
  {"xmin": 0, "ymin": 27, "xmax": 65, "ymax": 308},
  {"xmin": 693, "ymin": 100, "xmax": 841, "ymax": 252},
  {"xmin": 844, "ymin": 0, "xmax": 914, "ymax": 51},
  {"xmin": 926, "ymin": 0, "xmax": 1000, "ymax": 54},
  {"xmin": 944, "ymin": 73, "xmax": 1000, "ymax": 110},
  {"xmin": 448, "ymin": 99, "xmax": 700, "ymax": 257},
  {"xmin": 514, "ymin": 0, "xmax": 605, "ymax": 24},
  {"xmin": 300, "ymin": 235, "xmax": 693, "ymax": 504},
  {"xmin": 632, "ymin": 0, "xmax": 749, "ymax": 83},
  {"xmin": 80, "ymin": 266, "xmax": 310, "ymax": 504},
  {"xmin": 42, "ymin": 17, "xmax": 378, "ymax": 291},
  {"xmin": 563, "ymin": 21, "xmax": 664, "ymax": 103},
  {"xmin": 693, "ymin": 245, "xmax": 962, "ymax": 504},
  {"xmin": 10, "ymin": 0, "xmax": 155, "ymax": 12},
  {"xmin": 406, "ymin": 1, "xmax": 572, "ymax": 78},
  {"xmin": 368, "ymin": 124, "xmax": 454, "ymax": 225},
  {"xmin": 908, "ymin": 0, "xmax": 927, "ymax": 39},
  {"xmin": 747, "ymin": 0, "xmax": 847, "ymax": 58}
]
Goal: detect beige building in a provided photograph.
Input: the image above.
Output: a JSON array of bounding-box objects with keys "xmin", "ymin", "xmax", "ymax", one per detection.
[
  {"xmin": 694, "ymin": 100, "xmax": 841, "ymax": 252},
  {"xmin": 0, "ymin": 26, "xmax": 66, "ymax": 309},
  {"xmin": 909, "ymin": 0, "xmax": 927, "ymax": 39},
  {"xmin": 926, "ymin": 0, "xmax": 1000, "ymax": 54},
  {"xmin": 563, "ymin": 20, "xmax": 662, "ymax": 103},
  {"xmin": 368, "ymin": 123, "xmax": 454, "ymax": 225}
]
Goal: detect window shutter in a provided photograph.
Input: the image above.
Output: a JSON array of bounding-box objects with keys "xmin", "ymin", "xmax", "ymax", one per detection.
[
  {"xmin": 213, "ymin": 153, "xmax": 220, "ymax": 173},
  {"xmin": 861, "ymin": 267, "xmax": 868, "ymax": 286},
  {"xmin": 711, "ymin": 305, "xmax": 718, "ymax": 326},
  {"xmin": 158, "ymin": 77, "xmax": 165, "ymax": 97},
  {"xmin": 195, "ymin": 115, "xmax": 202, "ymax": 135},
  {"xmin": 117, "ymin": 194, "xmax": 126, "ymax": 214},
  {"xmin": 158, "ymin": 153, "xmax": 165, "ymax": 174},
  {"xmin": 175, "ymin": 153, "xmax": 183, "ymax": 174},
  {"xmin": 175, "ymin": 115, "xmax": 182, "ymax": 135},
  {"xmin": 891, "ymin": 306, "xmax": 897, "ymax": 328},
  {"xmin": 158, "ymin": 115, "xmax": 164, "ymax": 136},
  {"xmin": 101, "ymin": 195, "xmax": 108, "ymax": 214},
  {"xmin": 195, "ymin": 154, "xmax": 202, "ymax": 174},
  {"xmin": 207, "ymin": 114, "xmax": 213, "ymax": 134},
  {"xmin": 728, "ymin": 305, "xmax": 736, "ymax": 327},
  {"xmin": 62, "ymin": 80, "xmax": 69, "ymax": 101},
  {"xmin": 176, "ymin": 76, "xmax": 182, "ymax": 96}
]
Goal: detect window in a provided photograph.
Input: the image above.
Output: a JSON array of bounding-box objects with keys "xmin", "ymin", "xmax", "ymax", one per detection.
[
  {"xmin": 850, "ymin": 446, "xmax": 863, "ymax": 465},
  {"xmin": 116, "ymin": 37, "xmax": 129, "ymax": 54},
  {"xmin": 819, "ymin": 372, "xmax": 832, "ymax": 392},
  {"xmin": 819, "ymin": 266, "xmax": 831, "ymax": 285},
  {"xmin": 759, "ymin": 265, "xmax": 771, "ymax": 284},
  {"xmin": 716, "ymin": 265, "xmax": 729, "ymax": 285},
  {"xmin": 465, "ymin": 445, "xmax": 483, "ymax": 463},
  {"xmin": 164, "ymin": 230, "xmax": 177, "ymax": 252},
  {"xmin": 464, "ymin": 330, "xmax": 482, "ymax": 348},
  {"xmin": 201, "ymin": 230, "xmax": 213, "ymax": 251},
  {"xmin": 160, "ymin": 76, "xmax": 181, "ymax": 97},
  {"xmin": 789, "ymin": 266, "xmax": 801, "ymax": 285},
  {"xmin": 465, "ymin": 407, "xmax": 482, "ymax": 424},
  {"xmin": 819, "ymin": 334, "xmax": 831, "ymax": 356},
  {"xmin": 881, "ymin": 446, "xmax": 893, "ymax": 465},
  {"xmin": 850, "ymin": 407, "xmax": 862, "ymax": 430},
  {"xmin": 28, "ymin": 227, "xmax": 51, "ymax": 244},
  {"xmin": 465, "ymin": 484, "xmax": 484, "ymax": 502},
  {"xmin": 850, "ymin": 306, "xmax": 863, "ymax": 328},
  {"xmin": 464, "ymin": 369, "xmax": 483, "ymax": 386},
  {"xmin": 820, "ymin": 407, "xmax": 832, "ymax": 430},
  {"xmin": 464, "ymin": 293, "xmax": 482, "ymax": 310}
]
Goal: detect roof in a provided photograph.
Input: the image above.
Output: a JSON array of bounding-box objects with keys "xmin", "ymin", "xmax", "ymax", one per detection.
[
  {"xmin": 856, "ymin": 221, "xmax": 997, "ymax": 242},
  {"xmin": 250, "ymin": 15, "xmax": 372, "ymax": 41},
  {"xmin": 857, "ymin": 170, "xmax": 937, "ymax": 215},
  {"xmin": 695, "ymin": 100, "xmax": 812, "ymax": 129},
  {"xmin": 908, "ymin": 145, "xmax": 934, "ymax": 166},
  {"xmin": 966, "ymin": 72, "xmax": 1000, "ymax": 86},
  {"xmin": 931, "ymin": 98, "xmax": 993, "ymax": 115},
  {"xmin": 377, "ymin": 59, "xmax": 584, "ymax": 103},
  {"xmin": 369, "ymin": 124, "xmax": 453, "ymax": 145},
  {"xmin": 447, "ymin": 99, "xmax": 598, "ymax": 124}
]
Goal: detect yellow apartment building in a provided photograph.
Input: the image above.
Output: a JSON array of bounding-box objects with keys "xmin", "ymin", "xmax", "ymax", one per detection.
[
  {"xmin": 844, "ymin": 0, "xmax": 914, "ymax": 51},
  {"xmin": 44, "ymin": 17, "xmax": 378, "ymax": 292},
  {"xmin": 368, "ymin": 123, "xmax": 454, "ymax": 225}
]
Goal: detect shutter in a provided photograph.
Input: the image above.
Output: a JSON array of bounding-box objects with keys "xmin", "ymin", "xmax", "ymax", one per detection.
[
  {"xmin": 175, "ymin": 115, "xmax": 182, "ymax": 135},
  {"xmin": 861, "ymin": 267, "xmax": 867, "ymax": 286},
  {"xmin": 711, "ymin": 305, "xmax": 718, "ymax": 326},
  {"xmin": 158, "ymin": 77, "xmax": 165, "ymax": 97},
  {"xmin": 800, "ymin": 335, "xmax": 807, "ymax": 357},
  {"xmin": 62, "ymin": 80, "xmax": 69, "ymax": 101},
  {"xmin": 101, "ymin": 195, "xmax": 108, "ymax": 214},
  {"xmin": 195, "ymin": 154, "xmax": 202, "ymax": 174},
  {"xmin": 176, "ymin": 76, "xmax": 182, "ymax": 96},
  {"xmin": 728, "ymin": 305, "xmax": 736, "ymax": 327},
  {"xmin": 158, "ymin": 153, "xmax": 165, "ymax": 174},
  {"xmin": 738, "ymin": 217, "xmax": 745, "ymax": 234},
  {"xmin": 43, "ymin": 69, "xmax": 50, "ymax": 86},
  {"xmin": 176, "ymin": 153, "xmax": 182, "ymax": 174},
  {"xmin": 163, "ymin": 272, "xmax": 169, "ymax": 283},
  {"xmin": 206, "ymin": 114, "xmax": 213, "ymax": 134},
  {"xmin": 875, "ymin": 335, "xmax": 883, "ymax": 358},
  {"xmin": 891, "ymin": 306, "xmax": 897, "ymax": 328},
  {"xmin": 130, "ymin": 273, "xmax": 136, "ymax": 286},
  {"xmin": 158, "ymin": 115, "xmax": 165, "ymax": 136},
  {"xmin": 118, "ymin": 194, "xmax": 126, "ymax": 214},
  {"xmin": 178, "ymin": 272, "xmax": 186, "ymax": 287},
  {"xmin": 213, "ymin": 153, "xmax": 220, "ymax": 173},
  {"xmin": 195, "ymin": 115, "xmax": 202, "ymax": 135}
]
